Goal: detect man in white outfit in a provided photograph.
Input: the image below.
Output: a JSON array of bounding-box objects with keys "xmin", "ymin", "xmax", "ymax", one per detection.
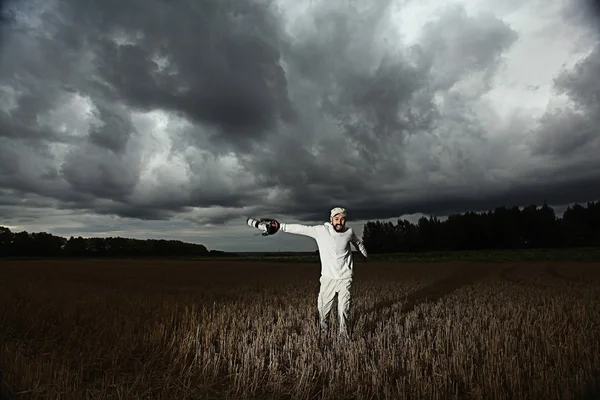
[{"xmin": 247, "ymin": 207, "xmax": 368, "ymax": 338}]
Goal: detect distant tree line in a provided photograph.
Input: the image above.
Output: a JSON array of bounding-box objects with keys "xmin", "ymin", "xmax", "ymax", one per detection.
[
  {"xmin": 3, "ymin": 200, "xmax": 599, "ymax": 258},
  {"xmin": 362, "ymin": 201, "xmax": 600, "ymax": 254},
  {"xmin": 0, "ymin": 227, "xmax": 209, "ymax": 258}
]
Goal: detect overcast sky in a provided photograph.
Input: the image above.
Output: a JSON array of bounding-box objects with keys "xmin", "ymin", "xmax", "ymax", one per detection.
[{"xmin": 1, "ymin": 0, "xmax": 599, "ymax": 252}]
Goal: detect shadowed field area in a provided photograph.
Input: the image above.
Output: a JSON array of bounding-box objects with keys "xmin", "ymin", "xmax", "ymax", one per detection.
[{"xmin": 1, "ymin": 259, "xmax": 599, "ymax": 399}]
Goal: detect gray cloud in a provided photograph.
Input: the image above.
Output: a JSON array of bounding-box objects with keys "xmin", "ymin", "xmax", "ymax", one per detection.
[
  {"xmin": 1, "ymin": 0, "xmax": 600, "ymax": 249},
  {"xmin": 531, "ymin": 43, "xmax": 600, "ymax": 157},
  {"xmin": 554, "ymin": 44, "xmax": 600, "ymax": 110},
  {"xmin": 417, "ymin": 4, "xmax": 519, "ymax": 92},
  {"xmin": 243, "ymin": 3, "xmax": 522, "ymax": 218},
  {"xmin": 564, "ymin": 0, "xmax": 600, "ymax": 35},
  {"xmin": 79, "ymin": 0, "xmax": 294, "ymax": 147}
]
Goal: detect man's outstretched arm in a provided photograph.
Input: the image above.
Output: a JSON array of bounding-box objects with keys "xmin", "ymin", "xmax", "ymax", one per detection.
[
  {"xmin": 247, "ymin": 217, "xmax": 320, "ymax": 238},
  {"xmin": 279, "ymin": 222, "xmax": 320, "ymax": 238},
  {"xmin": 351, "ymin": 231, "xmax": 368, "ymax": 259}
]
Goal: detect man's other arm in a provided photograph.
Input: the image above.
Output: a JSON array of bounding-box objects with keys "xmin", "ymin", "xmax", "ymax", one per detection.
[{"xmin": 351, "ymin": 231, "xmax": 368, "ymax": 259}]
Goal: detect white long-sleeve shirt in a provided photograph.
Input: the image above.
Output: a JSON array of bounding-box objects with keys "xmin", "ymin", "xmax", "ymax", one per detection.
[{"xmin": 279, "ymin": 222, "xmax": 368, "ymax": 280}]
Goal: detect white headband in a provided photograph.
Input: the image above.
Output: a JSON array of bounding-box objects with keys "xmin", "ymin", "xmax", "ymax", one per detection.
[{"xmin": 330, "ymin": 207, "xmax": 347, "ymax": 218}]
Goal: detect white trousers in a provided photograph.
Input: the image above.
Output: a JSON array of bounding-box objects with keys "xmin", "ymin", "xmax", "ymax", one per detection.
[{"xmin": 317, "ymin": 275, "xmax": 353, "ymax": 336}]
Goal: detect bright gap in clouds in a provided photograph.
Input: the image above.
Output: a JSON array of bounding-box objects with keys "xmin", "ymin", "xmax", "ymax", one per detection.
[{"xmin": 130, "ymin": 109, "xmax": 191, "ymax": 207}]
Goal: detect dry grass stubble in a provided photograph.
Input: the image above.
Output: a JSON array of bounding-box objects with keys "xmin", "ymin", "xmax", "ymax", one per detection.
[{"xmin": 1, "ymin": 259, "xmax": 599, "ymax": 399}]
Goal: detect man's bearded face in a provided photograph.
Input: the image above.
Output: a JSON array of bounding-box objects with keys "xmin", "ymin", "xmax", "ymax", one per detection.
[{"xmin": 331, "ymin": 214, "xmax": 346, "ymax": 232}]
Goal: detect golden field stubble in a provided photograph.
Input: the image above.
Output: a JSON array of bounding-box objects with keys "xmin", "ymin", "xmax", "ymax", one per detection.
[{"xmin": 1, "ymin": 259, "xmax": 599, "ymax": 400}]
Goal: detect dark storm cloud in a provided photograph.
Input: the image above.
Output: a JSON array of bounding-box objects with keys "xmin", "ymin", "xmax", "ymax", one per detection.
[
  {"xmin": 343, "ymin": 173, "xmax": 600, "ymax": 221},
  {"xmin": 564, "ymin": 0, "xmax": 600, "ymax": 34},
  {"xmin": 65, "ymin": 0, "xmax": 294, "ymax": 145},
  {"xmin": 553, "ymin": 44, "xmax": 600, "ymax": 110},
  {"xmin": 1, "ymin": 0, "xmax": 294, "ymax": 144},
  {"xmin": 60, "ymin": 145, "xmax": 139, "ymax": 199},
  {"xmin": 531, "ymin": 43, "xmax": 600, "ymax": 157},
  {"xmin": 416, "ymin": 5, "xmax": 519, "ymax": 91},
  {"xmin": 0, "ymin": 0, "xmax": 15, "ymax": 35},
  {"xmin": 87, "ymin": 104, "xmax": 133, "ymax": 153},
  {"xmin": 278, "ymin": 1, "xmax": 437, "ymax": 174},
  {"xmin": 244, "ymin": 3, "xmax": 522, "ymax": 219},
  {"xmin": 246, "ymin": 1, "xmax": 600, "ymax": 224},
  {"xmin": 276, "ymin": 168, "xmax": 600, "ymax": 224},
  {"xmin": 0, "ymin": 0, "xmax": 294, "ymax": 221},
  {"xmin": 1, "ymin": 0, "xmax": 600, "ymax": 232},
  {"xmin": 0, "ymin": 91, "xmax": 62, "ymax": 142}
]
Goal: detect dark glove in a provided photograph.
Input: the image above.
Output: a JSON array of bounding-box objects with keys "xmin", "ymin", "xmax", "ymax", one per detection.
[
  {"xmin": 260, "ymin": 218, "xmax": 280, "ymax": 236},
  {"xmin": 247, "ymin": 217, "xmax": 280, "ymax": 236}
]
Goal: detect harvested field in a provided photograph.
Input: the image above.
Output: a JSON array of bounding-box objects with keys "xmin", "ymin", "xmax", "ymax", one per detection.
[{"xmin": 1, "ymin": 258, "xmax": 599, "ymax": 399}]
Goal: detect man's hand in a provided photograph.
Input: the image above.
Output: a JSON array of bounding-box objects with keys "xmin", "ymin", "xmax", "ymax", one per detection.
[
  {"xmin": 247, "ymin": 217, "xmax": 280, "ymax": 236},
  {"xmin": 260, "ymin": 218, "xmax": 280, "ymax": 235}
]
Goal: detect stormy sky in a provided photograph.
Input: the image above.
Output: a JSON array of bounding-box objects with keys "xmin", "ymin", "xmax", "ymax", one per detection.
[{"xmin": 1, "ymin": 0, "xmax": 599, "ymax": 251}]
